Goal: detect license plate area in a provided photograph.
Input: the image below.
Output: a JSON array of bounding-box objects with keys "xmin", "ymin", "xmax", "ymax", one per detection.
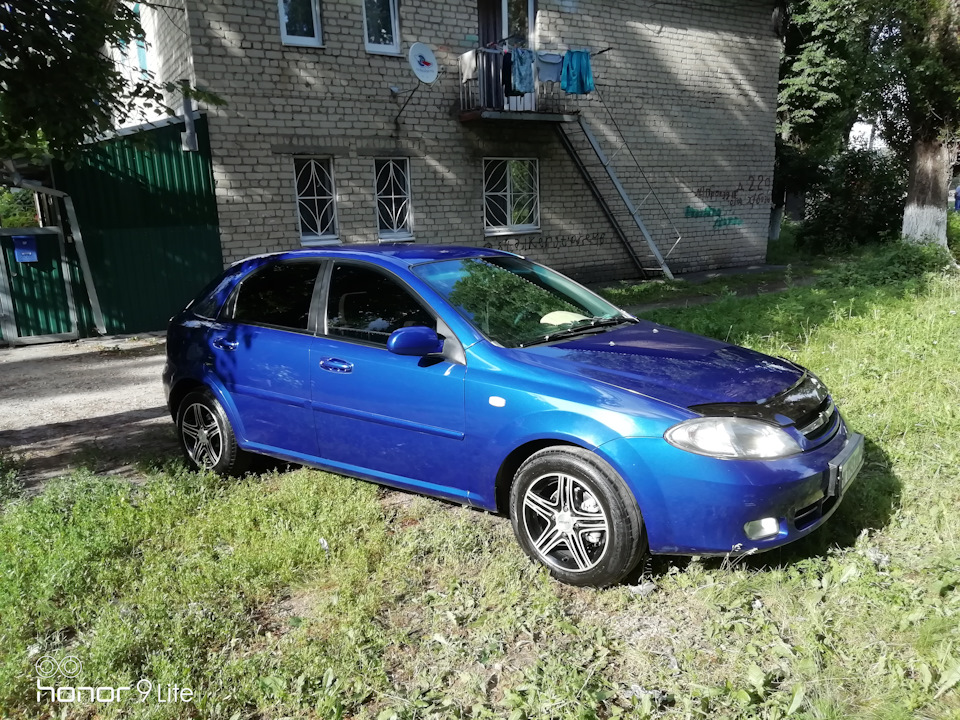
[{"xmin": 828, "ymin": 433, "xmax": 865, "ymax": 496}]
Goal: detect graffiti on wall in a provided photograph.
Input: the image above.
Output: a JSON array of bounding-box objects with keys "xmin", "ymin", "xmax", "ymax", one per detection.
[
  {"xmin": 685, "ymin": 205, "xmax": 743, "ymax": 229},
  {"xmin": 485, "ymin": 232, "xmax": 608, "ymax": 253},
  {"xmin": 695, "ymin": 174, "xmax": 773, "ymax": 208}
]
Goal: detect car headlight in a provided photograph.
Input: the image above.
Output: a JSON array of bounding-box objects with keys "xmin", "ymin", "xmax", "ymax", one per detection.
[{"xmin": 665, "ymin": 417, "xmax": 801, "ymax": 460}]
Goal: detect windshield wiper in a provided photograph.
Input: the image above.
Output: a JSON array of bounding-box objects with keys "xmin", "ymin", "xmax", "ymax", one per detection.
[{"xmin": 518, "ymin": 316, "xmax": 638, "ymax": 348}]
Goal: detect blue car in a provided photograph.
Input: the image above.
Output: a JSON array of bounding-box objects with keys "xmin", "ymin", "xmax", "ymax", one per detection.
[{"xmin": 163, "ymin": 245, "xmax": 864, "ymax": 587}]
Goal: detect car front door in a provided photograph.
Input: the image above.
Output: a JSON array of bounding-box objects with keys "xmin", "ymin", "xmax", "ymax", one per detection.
[
  {"xmin": 311, "ymin": 261, "xmax": 471, "ymax": 501},
  {"xmin": 211, "ymin": 258, "xmax": 323, "ymax": 458}
]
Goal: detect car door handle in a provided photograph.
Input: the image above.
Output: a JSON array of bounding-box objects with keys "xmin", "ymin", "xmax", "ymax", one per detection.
[
  {"xmin": 213, "ymin": 337, "xmax": 238, "ymax": 351},
  {"xmin": 319, "ymin": 357, "xmax": 353, "ymax": 373}
]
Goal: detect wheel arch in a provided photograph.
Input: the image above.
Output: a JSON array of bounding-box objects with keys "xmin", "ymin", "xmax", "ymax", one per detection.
[
  {"xmin": 168, "ymin": 378, "xmax": 206, "ymax": 421},
  {"xmin": 168, "ymin": 375, "xmax": 243, "ymax": 441},
  {"xmin": 494, "ymin": 438, "xmax": 584, "ymax": 515}
]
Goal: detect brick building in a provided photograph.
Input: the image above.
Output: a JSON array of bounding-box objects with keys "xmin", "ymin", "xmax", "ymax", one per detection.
[{"xmin": 143, "ymin": 0, "xmax": 781, "ymax": 284}]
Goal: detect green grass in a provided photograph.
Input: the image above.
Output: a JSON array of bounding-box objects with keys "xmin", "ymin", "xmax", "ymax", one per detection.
[{"xmin": 1, "ymin": 245, "xmax": 959, "ymax": 719}]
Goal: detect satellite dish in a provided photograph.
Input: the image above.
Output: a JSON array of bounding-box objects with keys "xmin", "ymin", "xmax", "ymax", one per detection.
[{"xmin": 408, "ymin": 43, "xmax": 438, "ymax": 84}]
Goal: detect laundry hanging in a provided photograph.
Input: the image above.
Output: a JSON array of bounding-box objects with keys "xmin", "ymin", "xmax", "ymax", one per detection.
[
  {"xmin": 560, "ymin": 49, "xmax": 594, "ymax": 94},
  {"xmin": 536, "ymin": 51, "xmax": 564, "ymax": 83},
  {"xmin": 459, "ymin": 49, "xmax": 478, "ymax": 83},
  {"xmin": 501, "ymin": 52, "xmax": 524, "ymax": 96},
  {"xmin": 511, "ymin": 48, "xmax": 535, "ymax": 93}
]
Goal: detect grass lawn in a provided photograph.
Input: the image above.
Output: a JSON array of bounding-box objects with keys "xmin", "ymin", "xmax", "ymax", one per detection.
[{"xmin": 1, "ymin": 245, "xmax": 958, "ymax": 719}]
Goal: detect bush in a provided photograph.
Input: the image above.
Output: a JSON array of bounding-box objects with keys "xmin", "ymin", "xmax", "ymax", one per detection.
[
  {"xmin": 0, "ymin": 188, "xmax": 37, "ymax": 228},
  {"xmin": 817, "ymin": 242, "xmax": 953, "ymax": 290},
  {"xmin": 797, "ymin": 149, "xmax": 906, "ymax": 252}
]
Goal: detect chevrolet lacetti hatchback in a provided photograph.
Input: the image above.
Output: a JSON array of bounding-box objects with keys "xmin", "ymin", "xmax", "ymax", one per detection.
[{"xmin": 163, "ymin": 245, "xmax": 864, "ymax": 587}]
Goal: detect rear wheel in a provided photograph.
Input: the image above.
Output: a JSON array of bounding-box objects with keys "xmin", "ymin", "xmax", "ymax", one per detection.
[
  {"xmin": 176, "ymin": 389, "xmax": 250, "ymax": 475},
  {"xmin": 509, "ymin": 446, "xmax": 646, "ymax": 587}
]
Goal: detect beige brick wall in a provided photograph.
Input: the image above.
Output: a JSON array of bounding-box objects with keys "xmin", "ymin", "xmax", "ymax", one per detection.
[
  {"xmin": 169, "ymin": 0, "xmax": 778, "ymax": 282},
  {"xmin": 142, "ymin": 0, "xmax": 196, "ymax": 110}
]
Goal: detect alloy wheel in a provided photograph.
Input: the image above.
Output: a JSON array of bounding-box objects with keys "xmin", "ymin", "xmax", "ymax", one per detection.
[
  {"xmin": 180, "ymin": 402, "xmax": 224, "ymax": 470},
  {"xmin": 521, "ymin": 473, "xmax": 610, "ymax": 572}
]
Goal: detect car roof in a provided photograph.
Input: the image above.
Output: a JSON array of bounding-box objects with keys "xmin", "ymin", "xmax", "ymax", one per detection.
[{"xmin": 259, "ymin": 244, "xmax": 520, "ymax": 270}]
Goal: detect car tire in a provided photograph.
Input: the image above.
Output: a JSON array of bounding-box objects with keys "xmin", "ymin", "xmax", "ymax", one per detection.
[
  {"xmin": 509, "ymin": 446, "xmax": 646, "ymax": 587},
  {"xmin": 176, "ymin": 389, "xmax": 250, "ymax": 475}
]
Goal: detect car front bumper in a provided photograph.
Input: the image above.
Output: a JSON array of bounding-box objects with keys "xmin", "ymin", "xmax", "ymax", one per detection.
[{"xmin": 598, "ymin": 423, "xmax": 864, "ymax": 556}]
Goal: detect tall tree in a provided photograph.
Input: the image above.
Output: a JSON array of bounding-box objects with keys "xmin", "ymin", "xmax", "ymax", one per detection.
[
  {"xmin": 778, "ymin": 0, "xmax": 960, "ymax": 247},
  {"xmin": 860, "ymin": 0, "xmax": 960, "ymax": 245},
  {"xmin": 773, "ymin": 0, "xmax": 872, "ymax": 239}
]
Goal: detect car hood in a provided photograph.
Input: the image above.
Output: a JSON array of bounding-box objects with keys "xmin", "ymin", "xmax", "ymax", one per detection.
[{"xmin": 514, "ymin": 321, "xmax": 803, "ymax": 409}]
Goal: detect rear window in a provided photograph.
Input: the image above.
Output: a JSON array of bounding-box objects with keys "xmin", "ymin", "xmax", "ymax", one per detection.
[{"xmin": 230, "ymin": 261, "xmax": 322, "ymax": 331}]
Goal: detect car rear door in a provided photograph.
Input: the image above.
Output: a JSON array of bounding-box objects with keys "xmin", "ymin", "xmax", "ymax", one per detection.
[
  {"xmin": 211, "ymin": 258, "xmax": 324, "ymax": 458},
  {"xmin": 310, "ymin": 260, "xmax": 471, "ymax": 501}
]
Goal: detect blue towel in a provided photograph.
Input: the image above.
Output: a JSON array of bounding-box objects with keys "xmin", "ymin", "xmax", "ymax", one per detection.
[
  {"xmin": 560, "ymin": 50, "xmax": 594, "ymax": 94},
  {"xmin": 512, "ymin": 48, "xmax": 535, "ymax": 94}
]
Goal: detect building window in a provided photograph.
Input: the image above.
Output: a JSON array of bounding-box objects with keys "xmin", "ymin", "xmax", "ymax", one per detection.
[
  {"xmin": 362, "ymin": 0, "xmax": 400, "ymax": 54},
  {"xmin": 294, "ymin": 158, "xmax": 338, "ymax": 245},
  {"xmin": 279, "ymin": 0, "xmax": 322, "ymax": 47},
  {"xmin": 483, "ymin": 158, "xmax": 540, "ymax": 235},
  {"xmin": 375, "ymin": 158, "xmax": 413, "ymax": 241}
]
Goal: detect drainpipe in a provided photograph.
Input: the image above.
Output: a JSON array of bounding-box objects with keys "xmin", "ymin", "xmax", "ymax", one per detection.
[{"xmin": 181, "ymin": 80, "xmax": 198, "ymax": 152}]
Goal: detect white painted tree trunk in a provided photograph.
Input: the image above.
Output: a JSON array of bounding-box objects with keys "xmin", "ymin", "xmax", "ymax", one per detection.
[{"xmin": 901, "ymin": 139, "xmax": 950, "ymax": 247}]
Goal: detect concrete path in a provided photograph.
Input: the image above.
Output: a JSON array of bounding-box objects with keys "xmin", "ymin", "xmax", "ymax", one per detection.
[{"xmin": 0, "ymin": 334, "xmax": 177, "ymax": 488}]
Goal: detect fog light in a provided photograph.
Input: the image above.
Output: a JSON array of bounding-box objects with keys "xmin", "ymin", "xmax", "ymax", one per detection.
[{"xmin": 744, "ymin": 517, "xmax": 780, "ymax": 540}]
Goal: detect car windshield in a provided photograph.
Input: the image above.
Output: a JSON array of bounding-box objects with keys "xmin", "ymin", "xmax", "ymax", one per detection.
[{"xmin": 412, "ymin": 256, "xmax": 627, "ymax": 348}]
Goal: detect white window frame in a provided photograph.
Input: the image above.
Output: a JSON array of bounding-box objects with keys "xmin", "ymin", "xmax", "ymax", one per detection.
[
  {"xmin": 294, "ymin": 157, "xmax": 339, "ymax": 246},
  {"xmin": 483, "ymin": 158, "xmax": 540, "ymax": 235},
  {"xmin": 374, "ymin": 157, "xmax": 414, "ymax": 242},
  {"xmin": 362, "ymin": 0, "xmax": 401, "ymax": 55},
  {"xmin": 278, "ymin": 0, "xmax": 323, "ymax": 48}
]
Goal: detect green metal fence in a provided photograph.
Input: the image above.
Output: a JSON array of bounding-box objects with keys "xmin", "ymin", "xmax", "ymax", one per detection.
[{"xmin": 56, "ymin": 116, "xmax": 224, "ymax": 336}]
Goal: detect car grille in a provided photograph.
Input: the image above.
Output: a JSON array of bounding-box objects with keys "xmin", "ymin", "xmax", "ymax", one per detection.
[
  {"xmin": 795, "ymin": 397, "xmax": 837, "ymax": 441},
  {"xmin": 792, "ymin": 493, "xmax": 838, "ymax": 530}
]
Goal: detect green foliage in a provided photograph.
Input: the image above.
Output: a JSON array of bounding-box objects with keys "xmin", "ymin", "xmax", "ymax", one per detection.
[
  {"xmin": 948, "ymin": 210, "xmax": 960, "ymax": 256},
  {"xmin": 0, "ymin": 187, "xmax": 36, "ymax": 227},
  {"xmin": 797, "ymin": 148, "xmax": 907, "ymax": 251},
  {"xmin": 0, "ymin": 1, "xmax": 222, "ymax": 163},
  {"xmin": 779, "ymin": 0, "xmax": 870, "ymax": 156},
  {"xmin": 0, "ymin": 1, "xmax": 158, "ymax": 161},
  {"xmin": 860, "ymin": 0, "xmax": 960, "ymax": 151},
  {"xmin": 0, "ymin": 453, "xmax": 21, "ymax": 507},
  {"xmin": 815, "ymin": 241, "xmax": 953, "ymax": 288}
]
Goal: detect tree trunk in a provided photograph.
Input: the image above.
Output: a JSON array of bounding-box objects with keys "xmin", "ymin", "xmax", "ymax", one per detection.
[{"xmin": 901, "ymin": 138, "xmax": 951, "ymax": 246}]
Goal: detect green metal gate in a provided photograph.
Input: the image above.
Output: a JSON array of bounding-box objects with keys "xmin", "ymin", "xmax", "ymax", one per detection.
[
  {"xmin": 0, "ymin": 228, "xmax": 78, "ymax": 344},
  {"xmin": 55, "ymin": 115, "xmax": 224, "ymax": 336}
]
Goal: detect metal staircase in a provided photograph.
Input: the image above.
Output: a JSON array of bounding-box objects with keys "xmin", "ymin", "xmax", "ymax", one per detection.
[{"xmin": 557, "ymin": 114, "xmax": 680, "ymax": 280}]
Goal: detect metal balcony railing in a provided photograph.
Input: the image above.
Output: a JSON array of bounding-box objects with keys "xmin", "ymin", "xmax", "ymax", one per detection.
[{"xmin": 458, "ymin": 49, "xmax": 576, "ymax": 119}]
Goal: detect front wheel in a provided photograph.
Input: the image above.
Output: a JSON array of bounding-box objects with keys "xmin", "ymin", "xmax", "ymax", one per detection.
[
  {"xmin": 176, "ymin": 389, "xmax": 250, "ymax": 475},
  {"xmin": 509, "ymin": 446, "xmax": 646, "ymax": 587}
]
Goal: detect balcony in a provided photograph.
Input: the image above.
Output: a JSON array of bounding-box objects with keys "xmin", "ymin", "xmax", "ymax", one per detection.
[{"xmin": 458, "ymin": 49, "xmax": 579, "ymax": 123}]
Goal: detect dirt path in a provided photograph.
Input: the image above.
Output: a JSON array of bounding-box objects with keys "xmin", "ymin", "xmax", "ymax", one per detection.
[{"xmin": 0, "ymin": 335, "xmax": 178, "ymax": 489}]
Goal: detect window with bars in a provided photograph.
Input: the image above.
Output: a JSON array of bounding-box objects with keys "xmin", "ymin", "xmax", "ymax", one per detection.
[
  {"xmin": 362, "ymin": 0, "xmax": 400, "ymax": 54},
  {"xmin": 483, "ymin": 158, "xmax": 540, "ymax": 235},
  {"xmin": 375, "ymin": 158, "xmax": 413, "ymax": 241},
  {"xmin": 278, "ymin": 0, "xmax": 322, "ymax": 47},
  {"xmin": 294, "ymin": 158, "xmax": 338, "ymax": 245}
]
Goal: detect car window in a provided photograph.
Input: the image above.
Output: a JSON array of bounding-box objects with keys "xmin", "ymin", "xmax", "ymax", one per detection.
[
  {"xmin": 231, "ymin": 261, "xmax": 322, "ymax": 331},
  {"xmin": 326, "ymin": 263, "xmax": 435, "ymax": 346},
  {"xmin": 413, "ymin": 256, "xmax": 622, "ymax": 348}
]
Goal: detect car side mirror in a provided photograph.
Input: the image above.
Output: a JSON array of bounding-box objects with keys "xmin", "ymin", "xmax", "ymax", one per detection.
[{"xmin": 387, "ymin": 326, "xmax": 444, "ymax": 357}]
